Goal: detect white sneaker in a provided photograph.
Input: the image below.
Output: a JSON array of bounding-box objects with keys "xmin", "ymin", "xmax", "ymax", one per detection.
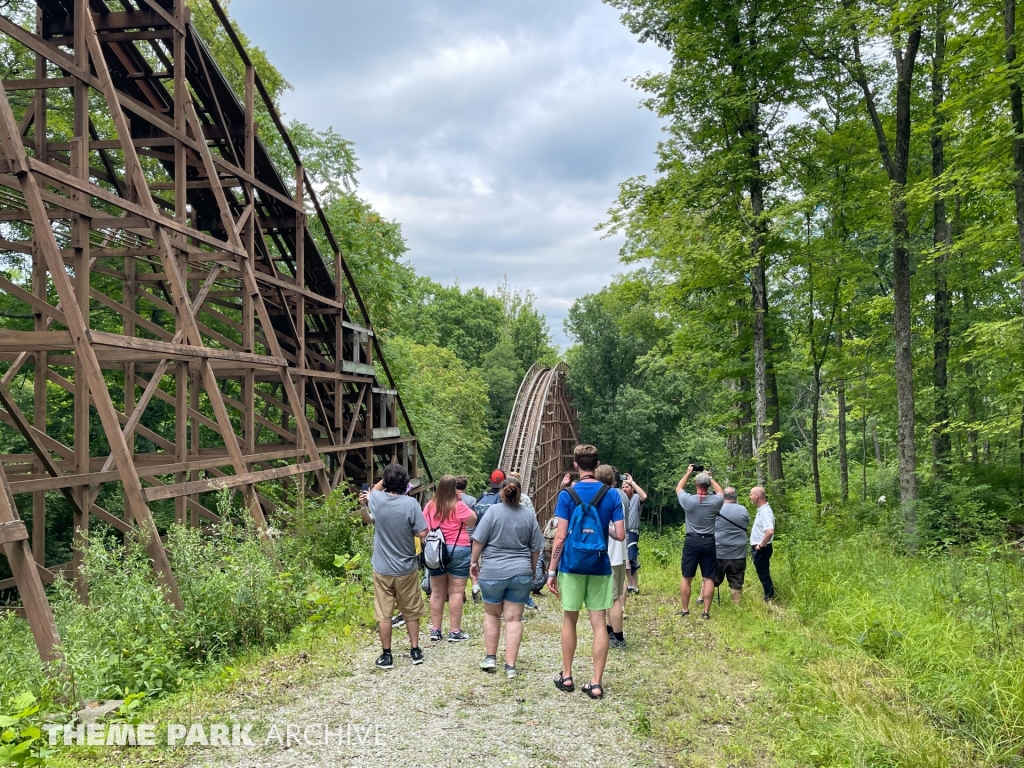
[
  {"xmin": 504, "ymin": 664, "xmax": 517, "ymax": 679},
  {"xmin": 480, "ymin": 655, "xmax": 497, "ymax": 672}
]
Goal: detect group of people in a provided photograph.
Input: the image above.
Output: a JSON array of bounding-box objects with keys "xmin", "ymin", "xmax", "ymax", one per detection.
[
  {"xmin": 675, "ymin": 464, "xmax": 775, "ymax": 619},
  {"xmin": 356, "ymin": 446, "xmax": 775, "ymax": 699}
]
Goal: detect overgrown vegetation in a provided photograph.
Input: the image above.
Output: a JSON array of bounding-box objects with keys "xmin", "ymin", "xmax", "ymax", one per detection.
[
  {"xmin": 0, "ymin": 490, "xmax": 371, "ymax": 758},
  {"xmin": 635, "ymin": 528, "xmax": 1024, "ymax": 766}
]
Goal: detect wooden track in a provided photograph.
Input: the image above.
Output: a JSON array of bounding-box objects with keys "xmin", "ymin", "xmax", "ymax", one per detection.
[
  {"xmin": 498, "ymin": 362, "xmax": 578, "ymax": 527},
  {"xmin": 0, "ymin": 0, "xmax": 430, "ymax": 662}
]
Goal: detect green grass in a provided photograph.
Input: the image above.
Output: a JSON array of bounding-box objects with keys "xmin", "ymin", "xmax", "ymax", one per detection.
[{"xmin": 625, "ymin": 529, "xmax": 1024, "ymax": 767}]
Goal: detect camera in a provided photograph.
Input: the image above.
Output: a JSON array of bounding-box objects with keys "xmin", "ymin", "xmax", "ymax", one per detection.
[
  {"xmin": 619, "ymin": 474, "xmax": 627, "ymax": 484},
  {"xmin": 692, "ymin": 464, "xmax": 705, "ymax": 473}
]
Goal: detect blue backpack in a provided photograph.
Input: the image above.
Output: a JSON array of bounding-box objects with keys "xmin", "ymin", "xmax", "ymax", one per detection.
[
  {"xmin": 560, "ymin": 484, "xmax": 611, "ymax": 573},
  {"xmin": 473, "ymin": 491, "xmax": 500, "ymax": 524}
]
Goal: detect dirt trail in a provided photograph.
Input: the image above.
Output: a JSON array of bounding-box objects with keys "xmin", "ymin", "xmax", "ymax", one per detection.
[{"xmin": 185, "ymin": 595, "xmax": 665, "ymax": 768}]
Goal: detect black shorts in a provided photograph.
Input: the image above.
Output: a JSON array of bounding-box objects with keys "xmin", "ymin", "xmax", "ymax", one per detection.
[
  {"xmin": 713, "ymin": 558, "xmax": 747, "ymax": 590},
  {"xmin": 681, "ymin": 535, "xmax": 717, "ymax": 581}
]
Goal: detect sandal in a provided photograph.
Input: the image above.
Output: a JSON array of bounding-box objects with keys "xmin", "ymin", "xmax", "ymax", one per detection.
[
  {"xmin": 582, "ymin": 683, "xmax": 604, "ymax": 699},
  {"xmin": 701, "ymin": 612, "xmax": 710, "ymax": 620},
  {"xmin": 675, "ymin": 610, "xmax": 689, "ymax": 618},
  {"xmin": 554, "ymin": 672, "xmax": 575, "ymax": 693}
]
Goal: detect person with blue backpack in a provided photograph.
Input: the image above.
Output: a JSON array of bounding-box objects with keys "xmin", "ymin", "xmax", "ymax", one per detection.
[{"xmin": 545, "ymin": 444, "xmax": 625, "ymax": 700}]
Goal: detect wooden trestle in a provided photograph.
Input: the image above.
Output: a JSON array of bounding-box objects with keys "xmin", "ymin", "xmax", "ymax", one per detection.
[
  {"xmin": 0, "ymin": 0, "xmax": 430, "ymax": 663},
  {"xmin": 498, "ymin": 363, "xmax": 579, "ymax": 528}
]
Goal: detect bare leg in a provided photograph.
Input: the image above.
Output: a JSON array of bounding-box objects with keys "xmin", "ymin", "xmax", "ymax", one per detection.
[
  {"xmin": 429, "ymin": 574, "xmax": 448, "ymax": 631},
  {"xmin": 589, "ymin": 608, "xmax": 609, "ymax": 686},
  {"xmin": 730, "ymin": 588, "xmax": 742, "ymax": 606},
  {"xmin": 503, "ymin": 602, "xmax": 526, "ymax": 666},
  {"xmin": 609, "ymin": 591, "xmax": 624, "ymax": 633},
  {"xmin": 377, "ymin": 620, "xmax": 392, "ymax": 650},
  {"xmin": 700, "ymin": 578, "xmax": 715, "ymax": 614},
  {"xmin": 680, "ymin": 576, "xmax": 693, "ymax": 612},
  {"xmin": 561, "ymin": 610, "xmax": 579, "ymax": 680},
  {"xmin": 483, "ymin": 601, "xmax": 502, "ymax": 655},
  {"xmin": 405, "ymin": 617, "xmax": 420, "ymax": 648},
  {"xmin": 447, "ymin": 576, "xmax": 467, "ymax": 632}
]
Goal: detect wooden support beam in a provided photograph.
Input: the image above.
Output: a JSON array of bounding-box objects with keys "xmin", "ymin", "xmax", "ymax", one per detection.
[
  {"xmin": 143, "ymin": 460, "xmax": 324, "ymax": 501},
  {"xmin": 0, "ymin": 76, "xmax": 183, "ymax": 610}
]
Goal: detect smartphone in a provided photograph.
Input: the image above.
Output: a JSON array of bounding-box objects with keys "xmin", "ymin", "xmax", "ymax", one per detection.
[{"xmin": 360, "ymin": 483, "xmax": 370, "ymax": 492}]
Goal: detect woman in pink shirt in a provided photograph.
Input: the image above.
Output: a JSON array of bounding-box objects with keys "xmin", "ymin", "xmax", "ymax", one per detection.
[{"xmin": 424, "ymin": 475, "xmax": 477, "ymax": 642}]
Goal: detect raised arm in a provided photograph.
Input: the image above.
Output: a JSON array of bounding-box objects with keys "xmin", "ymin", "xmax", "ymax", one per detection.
[
  {"xmin": 625, "ymin": 474, "xmax": 647, "ymax": 501},
  {"xmin": 676, "ymin": 464, "xmax": 694, "ymax": 494},
  {"xmin": 709, "ymin": 474, "xmax": 724, "ymax": 496}
]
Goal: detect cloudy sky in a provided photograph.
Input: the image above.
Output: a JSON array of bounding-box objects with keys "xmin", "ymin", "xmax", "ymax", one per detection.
[{"xmin": 231, "ymin": 0, "xmax": 668, "ymax": 346}]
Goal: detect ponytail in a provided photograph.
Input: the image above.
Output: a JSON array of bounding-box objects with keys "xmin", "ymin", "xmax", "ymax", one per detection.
[{"xmin": 500, "ymin": 479, "xmax": 522, "ymax": 506}]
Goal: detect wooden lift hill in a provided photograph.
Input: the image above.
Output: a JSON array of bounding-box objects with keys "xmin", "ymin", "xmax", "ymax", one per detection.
[{"xmin": 0, "ymin": 0, "xmax": 431, "ymax": 664}]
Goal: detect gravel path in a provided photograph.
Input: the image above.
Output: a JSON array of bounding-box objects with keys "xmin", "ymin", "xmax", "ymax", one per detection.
[{"xmin": 186, "ymin": 593, "xmax": 665, "ymax": 768}]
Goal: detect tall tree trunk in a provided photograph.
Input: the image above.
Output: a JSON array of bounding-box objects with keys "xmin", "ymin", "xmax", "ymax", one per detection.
[
  {"xmin": 751, "ymin": 223, "xmax": 769, "ymax": 487},
  {"xmin": 963, "ymin": 283, "xmax": 980, "ymax": 463},
  {"xmin": 766, "ymin": 350, "xmax": 785, "ymax": 488},
  {"xmin": 838, "ymin": 333, "xmax": 849, "ymax": 502},
  {"xmin": 812, "ymin": 368, "xmax": 823, "ymax": 506},
  {"xmin": 932, "ymin": 6, "xmax": 952, "ymax": 480},
  {"xmin": 861, "ymin": 408, "xmax": 868, "ymax": 501},
  {"xmin": 892, "ymin": 38, "xmax": 922, "ymax": 544},
  {"xmin": 1005, "ymin": 0, "xmax": 1024, "ymax": 485},
  {"xmin": 872, "ymin": 418, "xmax": 883, "ymax": 466},
  {"xmin": 849, "ymin": 22, "xmax": 922, "ymax": 543}
]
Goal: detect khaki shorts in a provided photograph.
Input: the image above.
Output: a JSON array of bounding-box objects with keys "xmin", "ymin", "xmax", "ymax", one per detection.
[
  {"xmin": 372, "ymin": 570, "xmax": 424, "ymax": 623},
  {"xmin": 611, "ymin": 563, "xmax": 627, "ymax": 601}
]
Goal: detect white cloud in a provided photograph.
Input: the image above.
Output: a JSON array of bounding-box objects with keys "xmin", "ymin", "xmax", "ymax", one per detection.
[{"xmin": 231, "ymin": 0, "xmax": 669, "ymax": 346}]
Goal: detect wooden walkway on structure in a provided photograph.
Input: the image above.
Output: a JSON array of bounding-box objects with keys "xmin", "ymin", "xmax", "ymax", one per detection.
[
  {"xmin": 0, "ymin": 0, "xmax": 430, "ymax": 664},
  {"xmin": 499, "ymin": 362, "xmax": 579, "ymax": 527}
]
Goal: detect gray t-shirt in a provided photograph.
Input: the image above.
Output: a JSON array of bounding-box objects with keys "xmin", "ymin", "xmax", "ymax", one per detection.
[
  {"xmin": 715, "ymin": 502, "xmax": 750, "ymax": 560},
  {"xmin": 626, "ymin": 493, "xmax": 642, "ymax": 531},
  {"xmin": 471, "ymin": 501, "xmax": 544, "ymax": 580},
  {"xmin": 367, "ymin": 490, "xmax": 427, "ymax": 576},
  {"xmin": 677, "ymin": 490, "xmax": 724, "ymax": 536},
  {"xmin": 751, "ymin": 503, "xmax": 775, "ymax": 547},
  {"xmin": 460, "ymin": 492, "xmax": 477, "ymax": 509}
]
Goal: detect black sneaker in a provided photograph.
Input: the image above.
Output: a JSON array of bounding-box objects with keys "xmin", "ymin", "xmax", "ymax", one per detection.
[
  {"xmin": 626, "ymin": 586, "xmax": 640, "ymax": 596},
  {"xmin": 609, "ymin": 635, "xmax": 626, "ymax": 649},
  {"xmin": 375, "ymin": 651, "xmax": 394, "ymax": 669},
  {"xmin": 472, "ymin": 589, "xmax": 482, "ymax": 604},
  {"xmin": 410, "ymin": 647, "xmax": 424, "ymax": 665},
  {"xmin": 391, "ymin": 614, "xmax": 406, "ymax": 628},
  {"xmin": 701, "ymin": 612, "xmax": 711, "ymax": 621}
]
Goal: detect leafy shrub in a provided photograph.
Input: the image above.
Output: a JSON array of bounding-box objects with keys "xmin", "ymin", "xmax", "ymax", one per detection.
[{"xmin": 0, "ymin": 491, "xmax": 375, "ymax": 720}]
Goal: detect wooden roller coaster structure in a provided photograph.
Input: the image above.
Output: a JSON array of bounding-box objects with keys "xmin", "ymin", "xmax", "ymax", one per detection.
[
  {"xmin": 0, "ymin": 0, "xmax": 430, "ymax": 664},
  {"xmin": 498, "ymin": 362, "xmax": 579, "ymax": 528}
]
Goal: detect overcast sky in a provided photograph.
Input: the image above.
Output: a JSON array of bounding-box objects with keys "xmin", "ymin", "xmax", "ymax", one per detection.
[{"xmin": 231, "ymin": 0, "xmax": 668, "ymax": 346}]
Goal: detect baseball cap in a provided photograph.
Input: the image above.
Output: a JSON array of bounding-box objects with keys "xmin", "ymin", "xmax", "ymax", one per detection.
[
  {"xmin": 489, "ymin": 469, "xmax": 506, "ymax": 488},
  {"xmin": 695, "ymin": 472, "xmax": 712, "ymax": 487}
]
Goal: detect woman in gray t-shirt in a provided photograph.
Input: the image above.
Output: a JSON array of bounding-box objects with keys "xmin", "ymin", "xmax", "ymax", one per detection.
[{"xmin": 470, "ymin": 478, "xmax": 544, "ymax": 679}]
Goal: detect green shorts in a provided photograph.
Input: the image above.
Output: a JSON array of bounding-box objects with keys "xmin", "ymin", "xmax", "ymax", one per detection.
[{"xmin": 558, "ymin": 572, "xmax": 613, "ymax": 612}]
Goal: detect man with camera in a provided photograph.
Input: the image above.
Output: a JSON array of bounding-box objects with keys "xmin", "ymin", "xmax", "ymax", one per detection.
[
  {"xmin": 622, "ymin": 474, "xmax": 646, "ymax": 595},
  {"xmin": 676, "ymin": 464, "xmax": 724, "ymax": 620}
]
